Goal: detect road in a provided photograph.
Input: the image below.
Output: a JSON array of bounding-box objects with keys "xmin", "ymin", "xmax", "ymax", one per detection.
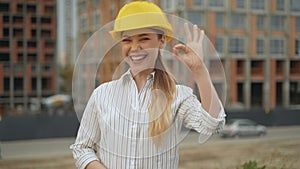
[{"xmin": 1, "ymin": 125, "xmax": 300, "ymax": 160}]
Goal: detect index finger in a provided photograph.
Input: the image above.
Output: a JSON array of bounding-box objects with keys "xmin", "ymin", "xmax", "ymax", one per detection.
[{"xmin": 184, "ymin": 23, "xmax": 192, "ymax": 42}]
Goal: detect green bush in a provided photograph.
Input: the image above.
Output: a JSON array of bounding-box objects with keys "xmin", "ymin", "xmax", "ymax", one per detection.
[{"xmin": 239, "ymin": 160, "xmax": 266, "ymax": 169}]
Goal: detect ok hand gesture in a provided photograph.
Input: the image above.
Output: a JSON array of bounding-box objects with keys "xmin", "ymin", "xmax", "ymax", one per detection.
[{"xmin": 172, "ymin": 23, "xmax": 207, "ymax": 76}]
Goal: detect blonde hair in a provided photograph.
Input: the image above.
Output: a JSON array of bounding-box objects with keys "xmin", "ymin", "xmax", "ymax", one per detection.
[{"xmin": 148, "ymin": 53, "xmax": 176, "ymax": 145}]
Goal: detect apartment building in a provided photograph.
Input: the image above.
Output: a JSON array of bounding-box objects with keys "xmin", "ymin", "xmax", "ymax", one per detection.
[
  {"xmin": 174, "ymin": 0, "xmax": 300, "ymax": 110},
  {"xmin": 76, "ymin": 0, "xmax": 300, "ymax": 111},
  {"xmin": 0, "ymin": 0, "xmax": 57, "ymax": 113}
]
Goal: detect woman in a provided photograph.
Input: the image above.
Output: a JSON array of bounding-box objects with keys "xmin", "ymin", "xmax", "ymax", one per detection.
[{"xmin": 71, "ymin": 1, "xmax": 225, "ymax": 169}]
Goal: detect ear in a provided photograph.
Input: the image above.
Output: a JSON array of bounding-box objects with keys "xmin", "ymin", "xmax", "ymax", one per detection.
[{"xmin": 159, "ymin": 35, "xmax": 166, "ymax": 49}]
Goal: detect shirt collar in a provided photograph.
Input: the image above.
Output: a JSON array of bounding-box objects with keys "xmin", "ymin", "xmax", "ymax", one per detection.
[{"xmin": 121, "ymin": 69, "xmax": 155, "ymax": 82}]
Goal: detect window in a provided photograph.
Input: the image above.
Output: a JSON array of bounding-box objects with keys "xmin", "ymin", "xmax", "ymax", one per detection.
[
  {"xmin": 32, "ymin": 77, "xmax": 37, "ymax": 91},
  {"xmin": 296, "ymin": 17, "xmax": 300, "ymax": 32},
  {"xmin": 256, "ymin": 15, "xmax": 265, "ymax": 30},
  {"xmin": 14, "ymin": 78, "xmax": 23, "ymax": 91},
  {"xmin": 4, "ymin": 77, "xmax": 9, "ymax": 91},
  {"xmin": 276, "ymin": 82, "xmax": 283, "ymax": 106},
  {"xmin": 17, "ymin": 4, "xmax": 23, "ymax": 12},
  {"xmin": 92, "ymin": 12, "xmax": 100, "ymax": 27},
  {"xmin": 290, "ymin": 81, "xmax": 300, "ymax": 105},
  {"xmin": 27, "ymin": 4, "xmax": 36, "ymax": 13},
  {"xmin": 92, "ymin": 0, "xmax": 100, "ymax": 8},
  {"xmin": 3, "ymin": 15, "xmax": 9, "ymax": 23},
  {"xmin": 0, "ymin": 53, "xmax": 9, "ymax": 61},
  {"xmin": 3, "ymin": 28, "xmax": 9, "ymax": 37},
  {"xmin": 215, "ymin": 35, "xmax": 224, "ymax": 53},
  {"xmin": 31, "ymin": 17, "xmax": 37, "ymax": 23},
  {"xmin": 271, "ymin": 16, "xmax": 285, "ymax": 31},
  {"xmin": 256, "ymin": 38, "xmax": 264, "ymax": 54},
  {"xmin": 209, "ymin": 0, "xmax": 224, "ymax": 7},
  {"xmin": 41, "ymin": 17, "xmax": 51, "ymax": 24},
  {"xmin": 251, "ymin": 82, "xmax": 263, "ymax": 107},
  {"xmin": 0, "ymin": 40, "xmax": 9, "ymax": 47},
  {"xmin": 215, "ymin": 12, "xmax": 224, "ymax": 28},
  {"xmin": 45, "ymin": 5, "xmax": 54, "ymax": 14},
  {"xmin": 251, "ymin": 0, "xmax": 265, "ymax": 10},
  {"xmin": 276, "ymin": 0, "xmax": 285, "ymax": 11},
  {"xmin": 31, "ymin": 29, "xmax": 36, "ymax": 37},
  {"xmin": 79, "ymin": 1, "xmax": 87, "ymax": 13},
  {"xmin": 290, "ymin": 0, "xmax": 300, "ymax": 12},
  {"xmin": 193, "ymin": 0, "xmax": 203, "ymax": 6},
  {"xmin": 17, "ymin": 41, "xmax": 23, "ymax": 47},
  {"xmin": 187, "ymin": 10, "xmax": 204, "ymax": 26},
  {"xmin": 270, "ymin": 38, "xmax": 284, "ymax": 54},
  {"xmin": 236, "ymin": 0, "xmax": 245, "ymax": 9},
  {"xmin": 28, "ymin": 41, "xmax": 37, "ymax": 48},
  {"xmin": 42, "ymin": 77, "xmax": 51, "ymax": 90},
  {"xmin": 13, "ymin": 16, "xmax": 23, "ymax": 23},
  {"xmin": 41, "ymin": 30, "xmax": 51, "ymax": 37},
  {"xmin": 45, "ymin": 40, "xmax": 55, "ymax": 48},
  {"xmin": 231, "ymin": 13, "xmax": 245, "ymax": 29},
  {"xmin": 13, "ymin": 28, "xmax": 23, "ymax": 37},
  {"xmin": 80, "ymin": 16, "xmax": 87, "ymax": 31},
  {"xmin": 230, "ymin": 37, "xmax": 245, "ymax": 54},
  {"xmin": 28, "ymin": 53, "xmax": 37, "ymax": 61},
  {"xmin": 0, "ymin": 3, "xmax": 9, "ymax": 12},
  {"xmin": 237, "ymin": 83, "xmax": 244, "ymax": 104},
  {"xmin": 296, "ymin": 39, "xmax": 300, "ymax": 55}
]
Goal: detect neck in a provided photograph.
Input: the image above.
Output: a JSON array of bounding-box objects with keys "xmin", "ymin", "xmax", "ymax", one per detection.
[{"xmin": 131, "ymin": 69, "xmax": 154, "ymax": 92}]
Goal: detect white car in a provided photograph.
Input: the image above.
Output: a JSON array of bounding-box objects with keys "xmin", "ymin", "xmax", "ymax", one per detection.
[{"xmin": 220, "ymin": 119, "xmax": 267, "ymax": 138}]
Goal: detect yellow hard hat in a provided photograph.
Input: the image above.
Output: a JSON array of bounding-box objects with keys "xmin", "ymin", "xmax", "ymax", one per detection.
[{"xmin": 110, "ymin": 1, "xmax": 173, "ymax": 42}]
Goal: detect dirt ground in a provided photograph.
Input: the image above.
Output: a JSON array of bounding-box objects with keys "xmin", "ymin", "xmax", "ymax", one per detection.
[{"xmin": 1, "ymin": 138, "xmax": 299, "ymax": 169}]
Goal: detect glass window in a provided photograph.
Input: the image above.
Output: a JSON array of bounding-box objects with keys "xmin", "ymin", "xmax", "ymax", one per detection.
[
  {"xmin": 193, "ymin": 0, "xmax": 203, "ymax": 6},
  {"xmin": 230, "ymin": 37, "xmax": 245, "ymax": 54},
  {"xmin": 296, "ymin": 39, "xmax": 300, "ymax": 55},
  {"xmin": 215, "ymin": 12, "xmax": 224, "ymax": 28},
  {"xmin": 296, "ymin": 17, "xmax": 300, "ymax": 32},
  {"xmin": 80, "ymin": 16, "xmax": 87, "ymax": 31},
  {"xmin": 187, "ymin": 10, "xmax": 204, "ymax": 26},
  {"xmin": 276, "ymin": 0, "xmax": 285, "ymax": 11},
  {"xmin": 251, "ymin": 0, "xmax": 265, "ymax": 10},
  {"xmin": 93, "ymin": 12, "xmax": 100, "ymax": 27},
  {"xmin": 290, "ymin": 0, "xmax": 300, "ymax": 12},
  {"xmin": 236, "ymin": 0, "xmax": 245, "ymax": 9},
  {"xmin": 256, "ymin": 38, "xmax": 264, "ymax": 54},
  {"xmin": 290, "ymin": 81, "xmax": 300, "ymax": 105},
  {"xmin": 209, "ymin": 0, "xmax": 224, "ymax": 7},
  {"xmin": 79, "ymin": 1, "xmax": 87, "ymax": 13},
  {"xmin": 256, "ymin": 15, "xmax": 265, "ymax": 30},
  {"xmin": 215, "ymin": 35, "xmax": 224, "ymax": 53},
  {"xmin": 0, "ymin": 3, "xmax": 10, "ymax": 12},
  {"xmin": 231, "ymin": 13, "xmax": 245, "ymax": 29},
  {"xmin": 92, "ymin": 0, "xmax": 99, "ymax": 8},
  {"xmin": 271, "ymin": 16, "xmax": 285, "ymax": 31},
  {"xmin": 270, "ymin": 38, "xmax": 284, "ymax": 54}
]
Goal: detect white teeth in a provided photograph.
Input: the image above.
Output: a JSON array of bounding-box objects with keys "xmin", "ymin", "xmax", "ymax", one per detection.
[{"xmin": 131, "ymin": 55, "xmax": 145, "ymax": 61}]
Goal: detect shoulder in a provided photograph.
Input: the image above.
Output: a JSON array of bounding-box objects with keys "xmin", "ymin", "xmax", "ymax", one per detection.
[{"xmin": 175, "ymin": 85, "xmax": 194, "ymax": 96}]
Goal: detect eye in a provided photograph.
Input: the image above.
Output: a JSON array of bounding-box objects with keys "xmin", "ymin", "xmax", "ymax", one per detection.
[
  {"xmin": 140, "ymin": 37, "xmax": 150, "ymax": 41},
  {"xmin": 121, "ymin": 38, "xmax": 131, "ymax": 43}
]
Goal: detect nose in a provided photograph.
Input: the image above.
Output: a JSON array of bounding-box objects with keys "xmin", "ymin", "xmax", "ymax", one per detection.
[{"xmin": 130, "ymin": 40, "xmax": 141, "ymax": 52}]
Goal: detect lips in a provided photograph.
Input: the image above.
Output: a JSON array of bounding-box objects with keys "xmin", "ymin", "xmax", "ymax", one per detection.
[{"xmin": 129, "ymin": 52, "xmax": 148, "ymax": 63}]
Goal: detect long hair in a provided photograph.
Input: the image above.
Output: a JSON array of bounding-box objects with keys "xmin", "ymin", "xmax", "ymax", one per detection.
[{"xmin": 148, "ymin": 52, "xmax": 176, "ymax": 145}]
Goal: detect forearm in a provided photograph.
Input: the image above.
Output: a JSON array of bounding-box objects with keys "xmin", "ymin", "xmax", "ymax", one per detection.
[
  {"xmin": 192, "ymin": 67, "xmax": 222, "ymax": 118},
  {"xmin": 86, "ymin": 160, "xmax": 107, "ymax": 169}
]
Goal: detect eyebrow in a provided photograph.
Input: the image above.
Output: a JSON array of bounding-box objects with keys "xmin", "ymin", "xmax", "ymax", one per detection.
[{"xmin": 121, "ymin": 33, "xmax": 151, "ymax": 39}]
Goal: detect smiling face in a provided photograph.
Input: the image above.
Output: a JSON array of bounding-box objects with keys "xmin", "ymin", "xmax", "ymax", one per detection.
[{"xmin": 120, "ymin": 28, "xmax": 166, "ymax": 75}]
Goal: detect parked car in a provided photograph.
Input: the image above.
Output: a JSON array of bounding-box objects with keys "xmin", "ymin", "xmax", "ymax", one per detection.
[{"xmin": 220, "ymin": 119, "xmax": 267, "ymax": 138}]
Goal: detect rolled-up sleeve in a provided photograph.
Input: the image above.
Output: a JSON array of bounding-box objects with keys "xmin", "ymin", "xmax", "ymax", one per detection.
[
  {"xmin": 176, "ymin": 85, "xmax": 226, "ymax": 142},
  {"xmin": 70, "ymin": 90, "xmax": 101, "ymax": 169}
]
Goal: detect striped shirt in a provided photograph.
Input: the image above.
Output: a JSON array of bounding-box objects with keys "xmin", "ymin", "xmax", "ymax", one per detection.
[{"xmin": 70, "ymin": 70, "xmax": 226, "ymax": 169}]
